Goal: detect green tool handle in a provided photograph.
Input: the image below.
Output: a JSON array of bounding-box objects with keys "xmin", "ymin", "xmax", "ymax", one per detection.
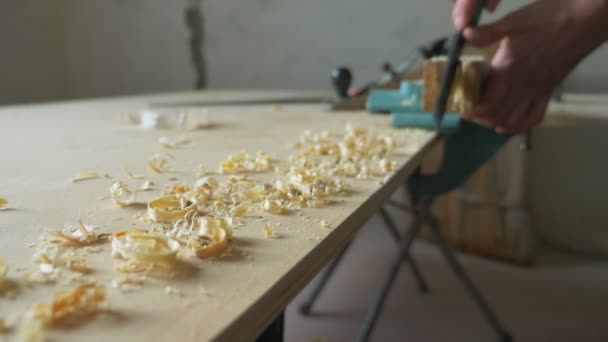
[{"xmin": 392, "ymin": 112, "xmax": 460, "ymax": 134}]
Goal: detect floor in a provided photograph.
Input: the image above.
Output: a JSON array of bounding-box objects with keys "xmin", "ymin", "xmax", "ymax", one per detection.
[{"xmin": 285, "ymin": 214, "xmax": 608, "ymax": 342}]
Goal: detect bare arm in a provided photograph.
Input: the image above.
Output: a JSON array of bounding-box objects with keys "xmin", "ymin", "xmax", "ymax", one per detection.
[{"xmin": 452, "ymin": 0, "xmax": 608, "ymax": 133}]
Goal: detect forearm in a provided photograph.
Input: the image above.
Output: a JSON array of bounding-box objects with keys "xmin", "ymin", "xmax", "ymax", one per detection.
[{"xmin": 568, "ymin": 0, "xmax": 608, "ymax": 49}]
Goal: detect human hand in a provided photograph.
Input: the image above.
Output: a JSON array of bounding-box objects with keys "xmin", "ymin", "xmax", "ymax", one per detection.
[
  {"xmin": 454, "ymin": 0, "xmax": 608, "ymax": 133},
  {"xmin": 452, "ymin": 0, "xmax": 501, "ymax": 30}
]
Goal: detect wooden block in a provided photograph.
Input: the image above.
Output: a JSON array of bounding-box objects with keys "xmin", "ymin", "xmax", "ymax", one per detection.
[{"xmin": 422, "ymin": 56, "xmax": 489, "ymax": 115}]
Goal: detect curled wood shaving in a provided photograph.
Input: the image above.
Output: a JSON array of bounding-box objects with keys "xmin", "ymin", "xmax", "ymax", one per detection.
[
  {"xmin": 45, "ymin": 219, "xmax": 104, "ymax": 247},
  {"xmin": 31, "ymin": 283, "xmax": 106, "ymax": 326},
  {"xmin": 263, "ymin": 198, "xmax": 284, "ymax": 215},
  {"xmin": 148, "ymin": 195, "xmax": 195, "ymax": 223},
  {"xmin": 319, "ymin": 220, "xmax": 331, "ymax": 229},
  {"xmin": 111, "ymin": 230, "xmax": 179, "ymax": 272},
  {"xmin": 149, "ymin": 154, "xmax": 172, "ymax": 173},
  {"xmin": 185, "ymin": 217, "xmax": 232, "ymax": 258},
  {"xmin": 263, "ymin": 224, "xmax": 278, "ymax": 239},
  {"xmin": 110, "ymin": 182, "xmax": 136, "ymax": 207},
  {"xmin": 0, "ymin": 197, "xmax": 8, "ymax": 210},
  {"xmin": 71, "ymin": 172, "xmax": 100, "ymax": 183}
]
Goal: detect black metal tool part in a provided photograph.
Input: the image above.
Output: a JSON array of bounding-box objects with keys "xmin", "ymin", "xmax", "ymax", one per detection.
[
  {"xmin": 433, "ymin": 0, "xmax": 487, "ymax": 130},
  {"xmin": 331, "ymin": 66, "xmax": 352, "ymax": 99}
]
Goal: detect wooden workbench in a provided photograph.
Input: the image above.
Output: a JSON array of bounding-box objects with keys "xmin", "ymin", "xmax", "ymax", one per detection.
[{"xmin": 0, "ymin": 90, "xmax": 435, "ymax": 341}]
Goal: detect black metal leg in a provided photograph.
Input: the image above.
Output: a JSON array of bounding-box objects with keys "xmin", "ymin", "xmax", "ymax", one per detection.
[
  {"xmin": 299, "ymin": 242, "xmax": 351, "ymax": 315},
  {"xmin": 379, "ymin": 207, "xmax": 429, "ymax": 293},
  {"xmin": 427, "ymin": 217, "xmax": 512, "ymax": 342},
  {"xmin": 356, "ymin": 218, "xmax": 422, "ymax": 342},
  {"xmin": 256, "ymin": 312, "xmax": 284, "ymax": 342}
]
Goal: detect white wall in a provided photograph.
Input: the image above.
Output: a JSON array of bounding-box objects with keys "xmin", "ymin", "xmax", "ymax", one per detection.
[
  {"xmin": 0, "ymin": 1, "xmax": 66, "ymax": 104},
  {"xmin": 1, "ymin": 0, "xmax": 607, "ymax": 104},
  {"xmin": 62, "ymin": 0, "xmax": 194, "ymax": 99}
]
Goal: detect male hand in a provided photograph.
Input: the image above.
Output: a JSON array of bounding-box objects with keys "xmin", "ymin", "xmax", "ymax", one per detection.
[{"xmin": 452, "ymin": 0, "xmax": 608, "ymax": 133}]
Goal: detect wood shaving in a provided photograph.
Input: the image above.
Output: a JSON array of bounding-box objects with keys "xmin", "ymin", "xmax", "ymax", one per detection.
[
  {"xmin": 140, "ymin": 180, "xmax": 155, "ymax": 191},
  {"xmin": 0, "ymin": 197, "xmax": 8, "ymax": 210},
  {"xmin": 319, "ymin": 220, "xmax": 331, "ymax": 229},
  {"xmin": 124, "ymin": 167, "xmax": 145, "ymax": 179},
  {"xmin": 45, "ymin": 219, "xmax": 104, "ymax": 247},
  {"xmin": 229, "ymin": 204, "xmax": 249, "ymax": 217},
  {"xmin": 186, "ymin": 218, "xmax": 231, "ymax": 258},
  {"xmin": 31, "ymin": 283, "xmax": 106, "ymax": 326},
  {"xmin": 158, "ymin": 136, "xmax": 190, "ymax": 149},
  {"xmin": 111, "ymin": 230, "xmax": 179, "ymax": 273},
  {"xmin": 263, "ymin": 199, "xmax": 284, "ymax": 215},
  {"xmin": 149, "ymin": 154, "xmax": 171, "ymax": 173},
  {"xmin": 71, "ymin": 172, "xmax": 100, "ymax": 183},
  {"xmin": 111, "ymin": 274, "xmax": 146, "ymax": 293},
  {"xmin": 148, "ymin": 195, "xmax": 195, "ymax": 223},
  {"xmin": 0, "ymin": 257, "xmax": 7, "ymax": 280},
  {"xmin": 110, "ymin": 182, "xmax": 136, "ymax": 207},
  {"xmin": 263, "ymin": 224, "xmax": 278, "ymax": 239}
]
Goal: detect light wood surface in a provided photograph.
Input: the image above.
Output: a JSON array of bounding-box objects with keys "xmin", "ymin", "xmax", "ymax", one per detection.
[{"xmin": 0, "ymin": 90, "xmax": 435, "ymax": 341}]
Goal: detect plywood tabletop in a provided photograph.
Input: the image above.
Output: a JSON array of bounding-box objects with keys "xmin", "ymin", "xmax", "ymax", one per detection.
[{"xmin": 0, "ymin": 90, "xmax": 435, "ymax": 341}]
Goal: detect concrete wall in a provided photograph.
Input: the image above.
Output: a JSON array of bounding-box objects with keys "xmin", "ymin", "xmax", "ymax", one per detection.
[
  {"xmin": 0, "ymin": 1, "xmax": 66, "ymax": 104},
  {"xmin": 1, "ymin": 0, "xmax": 607, "ymax": 104},
  {"xmin": 62, "ymin": 0, "xmax": 193, "ymax": 99}
]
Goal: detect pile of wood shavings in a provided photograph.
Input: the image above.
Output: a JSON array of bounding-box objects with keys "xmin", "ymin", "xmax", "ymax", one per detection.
[{"xmin": 5, "ymin": 123, "xmax": 411, "ymax": 339}]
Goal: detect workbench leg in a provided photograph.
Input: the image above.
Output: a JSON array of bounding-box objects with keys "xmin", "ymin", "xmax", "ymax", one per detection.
[
  {"xmin": 379, "ymin": 207, "xmax": 429, "ymax": 293},
  {"xmin": 255, "ymin": 312, "xmax": 284, "ymax": 342},
  {"xmin": 428, "ymin": 218, "xmax": 513, "ymax": 342},
  {"xmin": 299, "ymin": 242, "xmax": 351, "ymax": 315},
  {"xmin": 356, "ymin": 217, "xmax": 422, "ymax": 342}
]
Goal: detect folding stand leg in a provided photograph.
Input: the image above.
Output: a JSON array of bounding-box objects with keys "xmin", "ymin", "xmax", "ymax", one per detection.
[
  {"xmin": 299, "ymin": 241, "xmax": 351, "ymax": 315},
  {"xmin": 379, "ymin": 207, "xmax": 429, "ymax": 293},
  {"xmin": 300, "ymin": 203, "xmax": 429, "ymax": 316},
  {"xmin": 427, "ymin": 215, "xmax": 512, "ymax": 342},
  {"xmin": 356, "ymin": 216, "xmax": 422, "ymax": 342},
  {"xmin": 357, "ymin": 196, "xmax": 512, "ymax": 342}
]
